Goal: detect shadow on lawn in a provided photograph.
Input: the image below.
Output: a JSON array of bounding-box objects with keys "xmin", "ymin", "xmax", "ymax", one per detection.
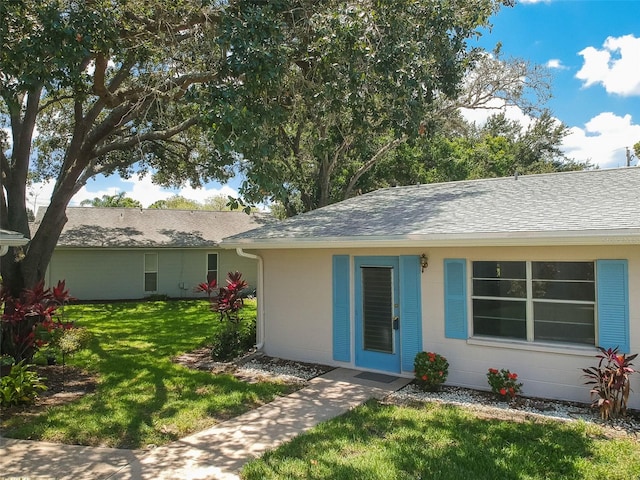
[
  {"xmin": 244, "ymin": 401, "xmax": 599, "ymax": 480},
  {"xmin": 2, "ymin": 300, "xmax": 290, "ymax": 449}
]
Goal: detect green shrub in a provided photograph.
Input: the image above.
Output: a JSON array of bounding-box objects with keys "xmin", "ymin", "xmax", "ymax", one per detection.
[
  {"xmin": 0, "ymin": 361, "xmax": 47, "ymax": 407},
  {"xmin": 486, "ymin": 368, "xmax": 523, "ymax": 400},
  {"xmin": 57, "ymin": 327, "xmax": 93, "ymax": 356},
  {"xmin": 414, "ymin": 351, "xmax": 449, "ymax": 391},
  {"xmin": 211, "ymin": 318, "xmax": 256, "ymax": 361}
]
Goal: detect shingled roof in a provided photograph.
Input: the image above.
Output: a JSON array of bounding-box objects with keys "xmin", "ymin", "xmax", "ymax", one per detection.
[
  {"xmin": 34, "ymin": 208, "xmax": 272, "ymax": 248},
  {"xmin": 222, "ymin": 167, "xmax": 640, "ymax": 248}
]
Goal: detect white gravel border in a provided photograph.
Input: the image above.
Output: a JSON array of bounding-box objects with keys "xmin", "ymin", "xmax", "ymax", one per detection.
[
  {"xmin": 389, "ymin": 383, "xmax": 640, "ymax": 437},
  {"xmin": 237, "ymin": 358, "xmax": 328, "ymax": 383}
]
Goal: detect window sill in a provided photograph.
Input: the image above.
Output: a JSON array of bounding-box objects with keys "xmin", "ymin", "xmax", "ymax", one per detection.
[{"xmin": 467, "ymin": 337, "xmax": 598, "ymax": 356}]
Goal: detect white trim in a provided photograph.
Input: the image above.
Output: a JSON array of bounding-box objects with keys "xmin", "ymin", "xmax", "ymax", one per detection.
[
  {"xmin": 221, "ymin": 229, "xmax": 640, "ymax": 250},
  {"xmin": 467, "ymin": 337, "xmax": 598, "ymax": 357}
]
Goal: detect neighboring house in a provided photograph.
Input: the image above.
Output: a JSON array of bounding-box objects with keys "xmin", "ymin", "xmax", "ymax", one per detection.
[
  {"xmin": 222, "ymin": 167, "xmax": 640, "ymax": 408},
  {"xmin": 0, "ymin": 229, "xmax": 29, "ymax": 256},
  {"xmin": 35, "ymin": 208, "xmax": 270, "ymax": 300}
]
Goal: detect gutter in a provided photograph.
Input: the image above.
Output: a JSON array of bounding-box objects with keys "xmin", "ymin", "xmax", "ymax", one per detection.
[
  {"xmin": 0, "ymin": 231, "xmax": 29, "ymax": 256},
  {"xmin": 236, "ymin": 248, "xmax": 265, "ymax": 350},
  {"xmin": 222, "ymin": 229, "xmax": 640, "ymax": 250}
]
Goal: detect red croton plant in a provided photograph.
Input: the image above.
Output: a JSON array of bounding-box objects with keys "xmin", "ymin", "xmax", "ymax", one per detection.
[
  {"xmin": 583, "ymin": 346, "xmax": 637, "ymax": 421},
  {"xmin": 195, "ymin": 271, "xmax": 248, "ymax": 326},
  {"xmin": 1, "ymin": 280, "xmax": 75, "ymax": 364}
]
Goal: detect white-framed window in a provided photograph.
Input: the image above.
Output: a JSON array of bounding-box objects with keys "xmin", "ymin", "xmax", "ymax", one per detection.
[
  {"xmin": 471, "ymin": 261, "xmax": 595, "ymax": 346},
  {"xmin": 144, "ymin": 253, "xmax": 158, "ymax": 292},
  {"xmin": 207, "ymin": 253, "xmax": 218, "ymax": 283}
]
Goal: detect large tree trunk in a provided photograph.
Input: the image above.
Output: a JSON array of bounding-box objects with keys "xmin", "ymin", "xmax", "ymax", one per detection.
[{"xmin": 1, "ymin": 88, "xmax": 42, "ymax": 295}]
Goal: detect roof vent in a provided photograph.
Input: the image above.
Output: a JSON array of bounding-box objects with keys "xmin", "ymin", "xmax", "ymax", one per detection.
[{"xmin": 514, "ymin": 171, "xmax": 519, "ymax": 180}]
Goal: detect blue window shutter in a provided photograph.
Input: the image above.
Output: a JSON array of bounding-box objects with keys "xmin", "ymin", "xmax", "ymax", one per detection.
[
  {"xmin": 400, "ymin": 256, "xmax": 423, "ymax": 372},
  {"xmin": 597, "ymin": 260, "xmax": 629, "ymax": 353},
  {"xmin": 332, "ymin": 255, "xmax": 351, "ymax": 362},
  {"xmin": 444, "ymin": 259, "xmax": 468, "ymax": 339}
]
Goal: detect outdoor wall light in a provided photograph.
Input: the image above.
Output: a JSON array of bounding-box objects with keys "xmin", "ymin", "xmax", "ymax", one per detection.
[{"xmin": 420, "ymin": 254, "xmax": 429, "ymax": 273}]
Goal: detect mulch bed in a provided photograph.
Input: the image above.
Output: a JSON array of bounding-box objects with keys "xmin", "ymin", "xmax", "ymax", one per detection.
[{"xmin": 1, "ymin": 364, "xmax": 98, "ymax": 421}]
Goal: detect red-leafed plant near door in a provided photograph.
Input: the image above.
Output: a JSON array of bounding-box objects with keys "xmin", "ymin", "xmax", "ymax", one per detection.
[
  {"xmin": 195, "ymin": 271, "xmax": 254, "ymax": 360},
  {"xmin": 583, "ymin": 346, "xmax": 637, "ymax": 420}
]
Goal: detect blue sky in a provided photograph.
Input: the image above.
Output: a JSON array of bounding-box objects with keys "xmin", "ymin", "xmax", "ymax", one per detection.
[
  {"xmin": 470, "ymin": 0, "xmax": 640, "ymax": 170},
  {"xmin": 29, "ymin": 0, "xmax": 640, "ymax": 210}
]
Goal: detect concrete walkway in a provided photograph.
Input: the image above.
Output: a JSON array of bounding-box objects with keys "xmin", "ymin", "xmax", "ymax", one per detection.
[{"xmin": 0, "ymin": 368, "xmax": 410, "ymax": 480}]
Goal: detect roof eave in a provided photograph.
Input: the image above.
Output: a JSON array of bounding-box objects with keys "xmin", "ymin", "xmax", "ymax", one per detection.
[{"xmin": 221, "ymin": 229, "xmax": 640, "ymax": 250}]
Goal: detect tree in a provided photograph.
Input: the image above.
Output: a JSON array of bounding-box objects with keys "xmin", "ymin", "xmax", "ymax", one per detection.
[
  {"xmin": 1, "ymin": 0, "xmax": 287, "ymax": 293},
  {"xmin": 148, "ymin": 194, "xmax": 235, "ymax": 211},
  {"xmin": 1, "ymin": 0, "xmax": 513, "ymax": 294},
  {"xmin": 205, "ymin": 0, "xmax": 514, "ymax": 216},
  {"xmin": 361, "ymin": 110, "xmax": 589, "ymax": 190},
  {"xmin": 79, "ymin": 192, "xmax": 142, "ymax": 208},
  {"xmin": 148, "ymin": 195, "xmax": 202, "ymax": 210}
]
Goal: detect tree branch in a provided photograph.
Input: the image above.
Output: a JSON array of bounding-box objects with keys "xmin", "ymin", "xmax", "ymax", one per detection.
[
  {"xmin": 343, "ymin": 136, "xmax": 407, "ymax": 199},
  {"xmin": 92, "ymin": 116, "xmax": 200, "ymax": 158}
]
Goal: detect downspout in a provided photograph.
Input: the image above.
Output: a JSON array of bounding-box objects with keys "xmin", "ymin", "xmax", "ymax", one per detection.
[{"xmin": 236, "ymin": 248, "xmax": 264, "ymax": 350}]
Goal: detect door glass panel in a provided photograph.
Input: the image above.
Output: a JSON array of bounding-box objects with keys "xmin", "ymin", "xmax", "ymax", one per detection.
[{"xmin": 361, "ymin": 267, "xmax": 393, "ymax": 353}]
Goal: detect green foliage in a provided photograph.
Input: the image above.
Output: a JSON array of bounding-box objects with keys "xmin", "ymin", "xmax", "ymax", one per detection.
[
  {"xmin": 486, "ymin": 368, "xmax": 523, "ymax": 400},
  {"xmin": 55, "ymin": 327, "xmax": 92, "ymax": 357},
  {"xmin": 583, "ymin": 347, "xmax": 637, "ymax": 421},
  {"xmin": 206, "ymin": 0, "xmax": 508, "ymax": 215},
  {"xmin": 414, "ymin": 352, "xmax": 449, "ymax": 391},
  {"xmin": 148, "ymin": 194, "xmax": 238, "ymax": 211},
  {"xmin": 0, "ymin": 361, "xmax": 47, "ymax": 407},
  {"xmin": 210, "ymin": 317, "xmax": 256, "ymax": 361},
  {"xmin": 79, "ymin": 193, "xmax": 142, "ymax": 208}
]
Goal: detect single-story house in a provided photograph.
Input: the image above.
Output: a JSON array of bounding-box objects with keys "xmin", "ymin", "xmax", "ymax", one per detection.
[
  {"xmin": 36, "ymin": 208, "xmax": 270, "ymax": 300},
  {"xmin": 221, "ymin": 167, "xmax": 640, "ymax": 408},
  {"xmin": 0, "ymin": 229, "xmax": 29, "ymax": 256}
]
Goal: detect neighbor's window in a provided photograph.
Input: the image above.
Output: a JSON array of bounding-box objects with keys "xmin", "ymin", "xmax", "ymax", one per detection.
[
  {"xmin": 472, "ymin": 261, "xmax": 595, "ymax": 346},
  {"xmin": 207, "ymin": 253, "xmax": 218, "ymax": 283},
  {"xmin": 144, "ymin": 253, "xmax": 158, "ymax": 292}
]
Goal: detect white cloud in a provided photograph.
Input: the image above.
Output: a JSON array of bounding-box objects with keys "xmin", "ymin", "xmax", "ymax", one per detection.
[
  {"xmin": 518, "ymin": 0, "xmax": 551, "ymax": 4},
  {"xmin": 546, "ymin": 59, "xmax": 566, "ymax": 70},
  {"xmin": 562, "ymin": 112, "xmax": 640, "ymax": 168},
  {"xmin": 29, "ymin": 174, "xmax": 240, "ymax": 212},
  {"xmin": 461, "ymin": 102, "xmax": 640, "ymax": 169},
  {"xmin": 119, "ymin": 174, "xmax": 238, "ymax": 207},
  {"xmin": 576, "ymin": 34, "xmax": 640, "ymax": 96},
  {"xmin": 460, "ymin": 97, "xmax": 535, "ymax": 129}
]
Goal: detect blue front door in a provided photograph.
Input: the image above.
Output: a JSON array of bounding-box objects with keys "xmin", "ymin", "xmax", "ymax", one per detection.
[{"xmin": 355, "ymin": 256, "xmax": 401, "ymax": 373}]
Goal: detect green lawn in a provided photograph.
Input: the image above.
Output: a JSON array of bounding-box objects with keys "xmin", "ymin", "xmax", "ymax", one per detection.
[
  {"xmin": 1, "ymin": 299, "xmax": 295, "ymax": 448},
  {"xmin": 242, "ymin": 400, "xmax": 640, "ymax": 480}
]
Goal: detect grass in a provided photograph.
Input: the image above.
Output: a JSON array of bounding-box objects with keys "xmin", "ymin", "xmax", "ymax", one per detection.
[
  {"xmin": 1, "ymin": 299, "xmax": 296, "ymax": 449},
  {"xmin": 242, "ymin": 400, "xmax": 640, "ymax": 480}
]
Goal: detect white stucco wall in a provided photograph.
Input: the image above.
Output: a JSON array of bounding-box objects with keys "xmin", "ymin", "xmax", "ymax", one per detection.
[
  {"xmin": 47, "ymin": 248, "xmax": 257, "ymax": 300},
  {"xmin": 256, "ymin": 245, "xmax": 640, "ymax": 409}
]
